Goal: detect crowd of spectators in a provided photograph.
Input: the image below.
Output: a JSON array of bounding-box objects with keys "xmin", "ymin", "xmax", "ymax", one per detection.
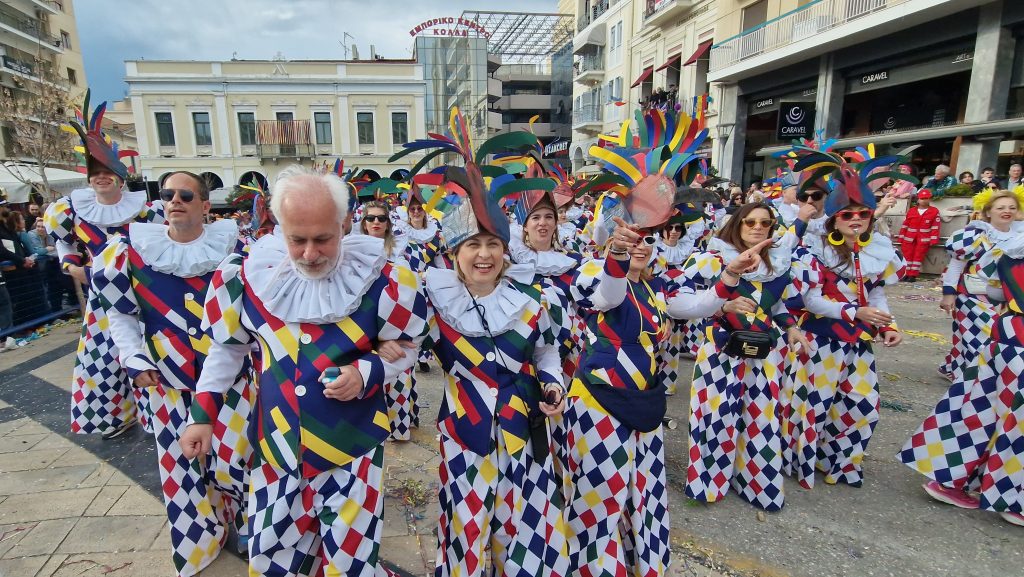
[{"xmin": 640, "ymin": 85, "xmax": 678, "ymax": 112}]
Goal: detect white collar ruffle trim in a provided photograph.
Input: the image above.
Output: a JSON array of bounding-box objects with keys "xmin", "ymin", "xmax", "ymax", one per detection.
[
  {"xmin": 998, "ymin": 227, "xmax": 1024, "ymax": 259},
  {"xmin": 966, "ymin": 219, "xmax": 1024, "ymax": 245},
  {"xmin": 508, "ymin": 224, "xmax": 577, "ymax": 276},
  {"xmin": 425, "ymin": 265, "xmax": 534, "ymax": 337},
  {"xmin": 806, "ymin": 231, "xmax": 899, "ymax": 278},
  {"xmin": 243, "ymin": 233, "xmax": 387, "ymax": 323},
  {"xmin": 69, "ymin": 188, "xmax": 149, "ymax": 227},
  {"xmin": 775, "ymin": 201, "xmax": 800, "ymax": 224},
  {"xmin": 129, "ymin": 219, "xmax": 237, "ymax": 277},
  {"xmin": 397, "ymin": 217, "xmax": 439, "ymax": 243},
  {"xmin": 707, "ymin": 232, "xmax": 795, "ymax": 282}
]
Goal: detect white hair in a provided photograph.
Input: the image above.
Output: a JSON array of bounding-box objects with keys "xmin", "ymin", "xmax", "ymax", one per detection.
[
  {"xmin": 935, "ymin": 164, "xmax": 950, "ymax": 174},
  {"xmin": 269, "ymin": 164, "xmax": 349, "ymax": 225}
]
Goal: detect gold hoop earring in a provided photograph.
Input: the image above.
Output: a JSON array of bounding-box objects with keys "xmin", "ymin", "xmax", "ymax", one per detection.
[
  {"xmin": 827, "ymin": 231, "xmax": 845, "ymax": 246},
  {"xmin": 857, "ymin": 232, "xmax": 872, "ymax": 246}
]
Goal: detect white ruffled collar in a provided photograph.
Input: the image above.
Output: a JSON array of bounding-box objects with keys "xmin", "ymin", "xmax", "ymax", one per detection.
[
  {"xmin": 398, "ymin": 217, "xmax": 439, "ymax": 243},
  {"xmin": 806, "ymin": 232, "xmax": 898, "ymax": 278},
  {"xmin": 129, "ymin": 219, "xmax": 237, "ymax": 277},
  {"xmin": 566, "ymin": 206, "xmax": 584, "ymax": 222},
  {"xmin": 69, "ymin": 188, "xmax": 149, "ymax": 227},
  {"xmin": 707, "ymin": 234, "xmax": 794, "ymax": 282},
  {"xmin": 424, "ymin": 266, "xmax": 534, "ymax": 337},
  {"xmin": 966, "ymin": 219, "xmax": 1024, "ymax": 245},
  {"xmin": 508, "ymin": 224, "xmax": 577, "ymax": 276},
  {"xmin": 243, "ymin": 233, "xmax": 387, "ymax": 323}
]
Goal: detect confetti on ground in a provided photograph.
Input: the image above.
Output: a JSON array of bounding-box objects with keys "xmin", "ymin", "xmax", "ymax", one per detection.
[
  {"xmin": 902, "ymin": 329, "xmax": 949, "ymax": 345},
  {"xmin": 898, "ymin": 294, "xmax": 940, "ymax": 302},
  {"xmin": 881, "ymin": 399, "xmax": 911, "ymax": 412}
]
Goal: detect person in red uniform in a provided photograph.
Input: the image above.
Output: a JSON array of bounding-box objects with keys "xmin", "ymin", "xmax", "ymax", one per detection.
[{"xmin": 897, "ymin": 189, "xmax": 941, "ymax": 281}]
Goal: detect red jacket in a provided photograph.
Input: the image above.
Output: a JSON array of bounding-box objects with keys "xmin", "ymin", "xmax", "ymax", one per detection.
[{"xmin": 897, "ymin": 205, "xmax": 941, "ymax": 247}]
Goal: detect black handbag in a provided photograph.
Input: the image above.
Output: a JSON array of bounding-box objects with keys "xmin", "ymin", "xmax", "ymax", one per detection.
[{"xmin": 723, "ymin": 330, "xmax": 773, "ymax": 359}]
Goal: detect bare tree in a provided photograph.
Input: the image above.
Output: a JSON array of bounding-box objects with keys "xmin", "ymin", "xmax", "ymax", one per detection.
[{"xmin": 0, "ymin": 49, "xmax": 74, "ymax": 202}]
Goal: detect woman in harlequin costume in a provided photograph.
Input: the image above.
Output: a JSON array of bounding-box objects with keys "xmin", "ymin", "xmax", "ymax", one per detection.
[
  {"xmin": 93, "ymin": 172, "xmax": 252, "ymax": 576},
  {"xmin": 565, "ymin": 107, "xmax": 707, "ymax": 576},
  {"xmin": 782, "ymin": 146, "xmax": 908, "ymax": 490},
  {"xmin": 670, "ymin": 201, "xmax": 809, "ymax": 511},
  {"xmin": 936, "ymin": 188, "xmax": 1024, "ymax": 383},
  {"xmin": 653, "ymin": 206, "xmax": 710, "ymax": 394},
  {"xmin": 44, "ymin": 91, "xmax": 164, "ymax": 439},
  {"xmin": 898, "ymin": 229, "xmax": 1024, "ymax": 527},
  {"xmin": 359, "ymin": 200, "xmax": 420, "ymax": 441},
  {"xmin": 395, "ymin": 110, "xmax": 569, "ymax": 577}
]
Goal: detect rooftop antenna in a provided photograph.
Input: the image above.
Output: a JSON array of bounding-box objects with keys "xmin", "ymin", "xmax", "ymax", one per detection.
[{"xmin": 339, "ymin": 31, "xmax": 355, "ymax": 59}]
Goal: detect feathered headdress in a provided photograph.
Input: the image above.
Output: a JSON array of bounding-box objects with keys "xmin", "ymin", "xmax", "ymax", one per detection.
[
  {"xmin": 236, "ymin": 177, "xmax": 274, "ymax": 237},
  {"xmin": 587, "ymin": 108, "xmax": 708, "ymax": 240},
  {"xmin": 389, "ymin": 107, "xmax": 547, "ymax": 248},
  {"xmin": 63, "ymin": 89, "xmax": 128, "ymax": 180},
  {"xmin": 973, "ymin": 184, "xmax": 1024, "ymax": 213},
  {"xmin": 788, "ymin": 140, "xmax": 919, "ymax": 216}
]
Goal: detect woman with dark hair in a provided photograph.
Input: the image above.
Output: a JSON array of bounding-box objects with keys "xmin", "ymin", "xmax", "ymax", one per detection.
[
  {"xmin": 785, "ymin": 150, "xmax": 908, "ymax": 490},
  {"xmin": 670, "ymin": 201, "xmax": 809, "ymax": 511},
  {"xmin": 2, "ymin": 210, "xmax": 46, "ymax": 325}
]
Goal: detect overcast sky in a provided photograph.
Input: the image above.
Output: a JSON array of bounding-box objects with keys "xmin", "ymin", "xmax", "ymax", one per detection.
[{"xmin": 77, "ymin": 0, "xmax": 558, "ymax": 103}]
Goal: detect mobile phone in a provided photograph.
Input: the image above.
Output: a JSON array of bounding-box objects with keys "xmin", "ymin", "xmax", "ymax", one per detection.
[{"xmin": 321, "ymin": 367, "xmax": 340, "ymax": 383}]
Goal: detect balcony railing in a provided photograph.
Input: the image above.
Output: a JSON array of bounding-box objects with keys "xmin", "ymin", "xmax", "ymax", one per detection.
[
  {"xmin": 256, "ymin": 119, "xmax": 314, "ymax": 159},
  {"xmin": 643, "ymin": 0, "xmax": 697, "ymax": 24},
  {"xmin": 574, "ymin": 52, "xmax": 605, "ymax": 76},
  {"xmin": 577, "ymin": 1, "xmax": 611, "ymax": 31},
  {"xmin": 573, "ymin": 104, "xmax": 603, "ymax": 128},
  {"xmin": 710, "ymin": 0, "xmax": 901, "ymax": 72},
  {"xmin": 0, "ymin": 3, "xmax": 60, "ymax": 47}
]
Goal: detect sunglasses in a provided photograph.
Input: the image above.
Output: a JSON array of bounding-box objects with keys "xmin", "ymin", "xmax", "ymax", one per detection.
[
  {"xmin": 665, "ymin": 224, "xmax": 684, "ymax": 232},
  {"xmin": 363, "ymin": 214, "xmax": 389, "ymax": 223},
  {"xmin": 408, "ymin": 205, "xmax": 424, "ymax": 212},
  {"xmin": 835, "ymin": 209, "xmax": 873, "ymax": 221},
  {"xmin": 797, "ymin": 191, "xmax": 825, "ymax": 202},
  {"xmin": 741, "ymin": 218, "xmax": 775, "ymax": 229},
  {"xmin": 159, "ymin": 188, "xmax": 198, "ymax": 203}
]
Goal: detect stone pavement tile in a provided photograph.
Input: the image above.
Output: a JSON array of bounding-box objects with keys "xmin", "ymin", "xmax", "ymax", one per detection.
[
  {"xmin": 0, "ymin": 553, "xmax": 48, "ymax": 577},
  {"xmin": 32, "ymin": 433, "xmax": 77, "ymax": 452},
  {"xmin": 0, "ymin": 465, "xmax": 97, "ymax": 496},
  {"xmin": 83, "ymin": 486, "xmax": 129, "ymax": 517},
  {"xmin": 0, "ymin": 418, "xmax": 31, "ymax": 438},
  {"xmin": 0, "ymin": 323, "xmax": 79, "ymax": 367},
  {"xmin": 50, "ymin": 551, "xmax": 177, "ymax": 577},
  {"xmin": 381, "ymin": 534, "xmax": 433, "ymax": 577},
  {"xmin": 31, "ymin": 357, "xmax": 75, "ymax": 393},
  {"xmin": 148, "ymin": 522, "xmax": 171, "ymax": 551},
  {"xmin": 383, "ymin": 500, "xmax": 411, "ymax": 538},
  {"xmin": 105, "ymin": 486, "xmax": 165, "ymax": 517},
  {"xmin": 0, "ymin": 487, "xmax": 100, "ymax": 523},
  {"xmin": 4, "ymin": 518, "xmax": 77, "ymax": 558},
  {"xmin": 56, "ymin": 515, "xmax": 166, "ymax": 555},
  {"xmin": 0, "ymin": 448, "xmax": 68, "ymax": 472},
  {"xmin": 77, "ymin": 462, "xmax": 133, "ymax": 489},
  {"xmin": 0, "ymin": 432, "xmax": 46, "ymax": 454},
  {"xmin": 0, "ymin": 399, "xmax": 9, "ymax": 409},
  {"xmin": 36, "ymin": 553, "xmax": 69, "ymax": 577},
  {"xmin": 5, "ymin": 421, "xmax": 52, "ymax": 437},
  {"xmin": 0, "ymin": 521, "xmax": 33, "ymax": 558}
]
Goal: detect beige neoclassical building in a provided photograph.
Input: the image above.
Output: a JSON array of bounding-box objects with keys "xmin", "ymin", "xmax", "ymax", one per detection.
[{"xmin": 124, "ymin": 58, "xmax": 427, "ymax": 190}]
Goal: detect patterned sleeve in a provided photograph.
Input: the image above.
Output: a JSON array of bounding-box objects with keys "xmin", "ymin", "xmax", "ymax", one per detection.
[
  {"xmin": 352, "ymin": 263, "xmax": 429, "ymax": 399},
  {"xmin": 140, "ymin": 200, "xmax": 166, "ymax": 224},
  {"xmin": 532, "ymin": 304, "xmax": 564, "ymax": 390},
  {"xmin": 191, "ymin": 254, "xmax": 254, "ymax": 425},
  {"xmin": 881, "ymin": 251, "xmax": 907, "ymax": 286},
  {"xmin": 571, "ymin": 257, "xmax": 629, "ymax": 311},
  {"xmin": 945, "ymin": 227, "xmax": 987, "ymax": 262},
  {"xmin": 91, "ymin": 239, "xmax": 155, "ymax": 378},
  {"xmin": 43, "ymin": 196, "xmax": 81, "ymax": 269},
  {"xmin": 666, "ymin": 251, "xmax": 735, "ymax": 320}
]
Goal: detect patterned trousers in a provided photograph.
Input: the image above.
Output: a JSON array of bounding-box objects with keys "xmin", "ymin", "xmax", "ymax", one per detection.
[
  {"xmin": 686, "ymin": 340, "xmax": 787, "ymax": 511},
  {"xmin": 657, "ymin": 320, "xmax": 684, "ymax": 395},
  {"xmin": 680, "ymin": 319, "xmax": 704, "ymax": 357},
  {"xmin": 248, "ymin": 446, "xmax": 386, "ymax": 577},
  {"xmin": 899, "ymin": 338, "xmax": 1024, "ymax": 512},
  {"xmin": 149, "ymin": 380, "xmax": 251, "ymax": 577},
  {"xmin": 939, "ymin": 294, "xmax": 994, "ymax": 382},
  {"xmin": 563, "ymin": 388, "xmax": 670, "ymax": 577},
  {"xmin": 386, "ymin": 368, "xmax": 417, "ymax": 441},
  {"xmin": 435, "ymin": 422, "xmax": 568, "ymax": 577},
  {"xmin": 70, "ymin": 292, "xmax": 136, "ymax": 434},
  {"xmin": 783, "ymin": 336, "xmax": 879, "ymax": 489}
]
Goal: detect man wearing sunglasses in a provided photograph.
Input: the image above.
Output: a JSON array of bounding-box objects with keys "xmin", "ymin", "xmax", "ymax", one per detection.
[
  {"xmin": 895, "ymin": 189, "xmax": 941, "ymax": 282},
  {"xmin": 773, "ymin": 172, "xmax": 802, "ymax": 227},
  {"xmin": 179, "ymin": 165, "xmax": 428, "ymax": 576},
  {"xmin": 92, "ymin": 171, "xmax": 252, "ymax": 575}
]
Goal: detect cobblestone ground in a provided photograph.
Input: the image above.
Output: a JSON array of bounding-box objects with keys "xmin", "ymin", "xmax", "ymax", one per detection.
[{"xmin": 0, "ymin": 277, "xmax": 1019, "ymax": 577}]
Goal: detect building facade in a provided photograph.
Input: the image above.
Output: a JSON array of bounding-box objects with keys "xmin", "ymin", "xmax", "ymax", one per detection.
[
  {"xmin": 709, "ymin": 0, "xmax": 1023, "ymax": 186},
  {"xmin": 125, "ymin": 58, "xmax": 426, "ymax": 190},
  {"xmin": 569, "ymin": 0, "xmax": 719, "ymax": 173},
  {"xmin": 0, "ymin": 0, "xmax": 86, "ymax": 159}
]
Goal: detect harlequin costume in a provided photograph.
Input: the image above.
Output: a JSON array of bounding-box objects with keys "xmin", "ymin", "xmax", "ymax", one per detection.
[
  {"xmin": 392, "ymin": 109, "xmax": 569, "ymax": 577},
  {"xmin": 93, "ymin": 220, "xmax": 251, "ymax": 576},
  {"xmin": 191, "ymin": 203, "xmax": 428, "ymax": 576},
  {"xmin": 653, "ymin": 207, "xmax": 710, "ymax": 394},
  {"xmin": 896, "ymin": 189, "xmax": 941, "ymax": 280},
  {"xmin": 564, "ymin": 108, "xmax": 706, "ymax": 576},
  {"xmin": 44, "ymin": 91, "xmax": 164, "ymax": 436},
  {"xmin": 937, "ymin": 188, "xmax": 1024, "ymax": 382},
  {"xmin": 783, "ymin": 144, "xmax": 910, "ymax": 490},
  {"xmin": 898, "ymin": 232, "xmax": 1024, "ymax": 525}
]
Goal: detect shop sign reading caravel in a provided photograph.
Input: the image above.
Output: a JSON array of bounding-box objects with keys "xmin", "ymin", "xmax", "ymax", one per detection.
[
  {"xmin": 409, "ymin": 17, "xmax": 492, "ymax": 39},
  {"xmin": 860, "ymin": 70, "xmax": 889, "ymax": 85}
]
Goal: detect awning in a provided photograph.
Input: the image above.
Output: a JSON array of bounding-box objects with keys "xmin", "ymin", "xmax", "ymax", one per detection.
[
  {"xmin": 0, "ymin": 163, "xmax": 88, "ymax": 203},
  {"xmin": 683, "ymin": 39, "xmax": 713, "ymax": 66},
  {"xmin": 631, "ymin": 66, "xmax": 654, "ymax": 88},
  {"xmin": 656, "ymin": 53, "xmax": 681, "ymax": 72}
]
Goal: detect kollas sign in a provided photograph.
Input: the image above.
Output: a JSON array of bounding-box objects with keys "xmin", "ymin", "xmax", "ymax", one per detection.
[
  {"xmin": 409, "ymin": 17, "xmax": 491, "ymax": 39},
  {"xmin": 776, "ymin": 102, "xmax": 815, "ymax": 140}
]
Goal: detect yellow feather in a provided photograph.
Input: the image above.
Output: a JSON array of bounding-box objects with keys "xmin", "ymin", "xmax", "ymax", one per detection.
[
  {"xmin": 589, "ymin": 146, "xmax": 642, "ymax": 184},
  {"xmin": 598, "ymin": 119, "xmax": 631, "ymax": 147}
]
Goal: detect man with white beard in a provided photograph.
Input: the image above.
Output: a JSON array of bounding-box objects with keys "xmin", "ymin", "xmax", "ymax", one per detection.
[{"xmin": 179, "ymin": 165, "xmax": 428, "ymax": 576}]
